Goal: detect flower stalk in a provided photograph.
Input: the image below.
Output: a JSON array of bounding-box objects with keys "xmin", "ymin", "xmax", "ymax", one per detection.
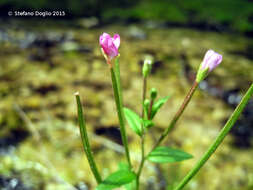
[
  {"xmin": 136, "ymin": 58, "xmax": 154, "ymax": 189},
  {"xmin": 75, "ymin": 93, "xmax": 102, "ymax": 184},
  {"xmin": 151, "ymin": 80, "xmax": 199, "ymax": 151},
  {"xmin": 174, "ymin": 83, "xmax": 253, "ymax": 190},
  {"xmin": 136, "ymin": 76, "xmax": 147, "ymax": 190},
  {"xmin": 110, "ymin": 65, "xmax": 132, "ymax": 168}
]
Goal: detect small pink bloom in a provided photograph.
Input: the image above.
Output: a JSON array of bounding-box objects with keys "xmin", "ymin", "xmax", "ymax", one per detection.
[
  {"xmin": 99, "ymin": 33, "xmax": 120, "ymax": 60},
  {"xmin": 201, "ymin": 50, "xmax": 222, "ymax": 72}
]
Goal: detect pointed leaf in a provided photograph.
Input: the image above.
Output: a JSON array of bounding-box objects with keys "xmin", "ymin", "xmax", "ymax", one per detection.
[
  {"xmin": 151, "ymin": 96, "xmax": 170, "ymax": 119},
  {"xmin": 96, "ymin": 170, "xmax": 136, "ymax": 190},
  {"xmin": 147, "ymin": 146, "xmax": 193, "ymax": 163},
  {"xmin": 124, "ymin": 107, "xmax": 142, "ymax": 136}
]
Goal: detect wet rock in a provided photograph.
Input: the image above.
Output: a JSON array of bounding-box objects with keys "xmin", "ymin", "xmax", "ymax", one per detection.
[
  {"xmin": 77, "ymin": 17, "xmax": 99, "ymax": 29},
  {"xmin": 75, "ymin": 182, "xmax": 89, "ymax": 190},
  {"xmin": 222, "ymin": 88, "xmax": 242, "ymax": 108},
  {"xmin": 230, "ymin": 119, "xmax": 252, "ymax": 148},
  {"xmin": 151, "ymin": 60, "xmax": 164, "ymax": 74},
  {"xmin": 34, "ymin": 84, "xmax": 59, "ymax": 95},
  {"xmin": 95, "ymin": 126, "xmax": 122, "ymax": 145},
  {"xmin": 143, "ymin": 20, "xmax": 167, "ymax": 29},
  {"xmin": 60, "ymin": 41, "xmax": 92, "ymax": 53},
  {"xmin": 229, "ymin": 43, "xmax": 253, "ymax": 60},
  {"xmin": 0, "ymin": 176, "xmax": 30, "ymax": 190},
  {"xmin": 126, "ymin": 26, "xmax": 147, "ymax": 40},
  {"xmin": 0, "ymin": 129, "xmax": 29, "ymax": 154}
]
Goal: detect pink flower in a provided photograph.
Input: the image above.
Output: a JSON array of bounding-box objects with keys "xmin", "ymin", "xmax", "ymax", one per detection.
[
  {"xmin": 196, "ymin": 50, "xmax": 223, "ymax": 82},
  {"xmin": 201, "ymin": 50, "xmax": 222, "ymax": 72},
  {"xmin": 99, "ymin": 33, "xmax": 120, "ymax": 60}
]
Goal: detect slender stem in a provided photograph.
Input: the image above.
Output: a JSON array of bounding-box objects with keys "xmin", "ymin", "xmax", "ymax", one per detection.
[
  {"xmin": 136, "ymin": 80, "xmax": 199, "ymax": 189},
  {"xmin": 174, "ymin": 83, "xmax": 253, "ymax": 190},
  {"xmin": 136, "ymin": 136, "xmax": 145, "ymax": 189},
  {"xmin": 75, "ymin": 93, "xmax": 102, "ymax": 183},
  {"xmin": 151, "ymin": 81, "xmax": 199, "ymax": 152},
  {"xmin": 148, "ymin": 99, "xmax": 154, "ymax": 120},
  {"xmin": 136, "ymin": 76, "xmax": 148, "ymax": 190},
  {"xmin": 114, "ymin": 56, "xmax": 123, "ymax": 104},
  {"xmin": 142, "ymin": 77, "xmax": 147, "ymax": 117},
  {"xmin": 110, "ymin": 66, "xmax": 132, "ymax": 168}
]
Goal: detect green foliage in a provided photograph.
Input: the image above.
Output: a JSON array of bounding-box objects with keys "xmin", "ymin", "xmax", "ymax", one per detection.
[
  {"xmin": 102, "ymin": 0, "xmax": 253, "ymax": 33},
  {"xmin": 1, "ymin": 0, "xmax": 253, "ymax": 32},
  {"xmin": 118, "ymin": 162, "xmax": 137, "ymax": 190},
  {"xmin": 96, "ymin": 169, "xmax": 136, "ymax": 190},
  {"xmin": 142, "ymin": 119, "xmax": 154, "ymax": 129},
  {"xmin": 150, "ymin": 95, "xmax": 170, "ymax": 119},
  {"xmin": 147, "ymin": 146, "xmax": 193, "ymax": 163},
  {"xmin": 124, "ymin": 107, "xmax": 142, "ymax": 136}
]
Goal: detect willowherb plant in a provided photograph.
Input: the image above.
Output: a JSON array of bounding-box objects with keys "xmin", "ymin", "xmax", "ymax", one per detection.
[{"xmin": 75, "ymin": 33, "xmax": 253, "ymax": 190}]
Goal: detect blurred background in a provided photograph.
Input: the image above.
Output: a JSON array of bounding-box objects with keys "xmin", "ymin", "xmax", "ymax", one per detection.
[{"xmin": 0, "ymin": 0, "xmax": 253, "ymax": 190}]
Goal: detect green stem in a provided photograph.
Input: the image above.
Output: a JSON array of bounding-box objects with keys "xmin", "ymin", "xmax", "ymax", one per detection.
[
  {"xmin": 174, "ymin": 83, "xmax": 253, "ymax": 190},
  {"xmin": 151, "ymin": 80, "xmax": 199, "ymax": 152},
  {"xmin": 110, "ymin": 66, "xmax": 132, "ymax": 168},
  {"xmin": 136, "ymin": 80, "xmax": 199, "ymax": 189},
  {"xmin": 136, "ymin": 76, "xmax": 148, "ymax": 190},
  {"xmin": 115, "ymin": 56, "xmax": 123, "ymax": 103},
  {"xmin": 148, "ymin": 99, "xmax": 154, "ymax": 120},
  {"xmin": 75, "ymin": 93, "xmax": 102, "ymax": 184},
  {"xmin": 142, "ymin": 77, "xmax": 147, "ymax": 117}
]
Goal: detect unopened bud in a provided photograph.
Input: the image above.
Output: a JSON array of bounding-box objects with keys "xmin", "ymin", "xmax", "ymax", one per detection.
[
  {"xmin": 196, "ymin": 50, "xmax": 222, "ymax": 82},
  {"xmin": 150, "ymin": 88, "xmax": 157, "ymax": 100},
  {"xmin": 142, "ymin": 59, "xmax": 152, "ymax": 78}
]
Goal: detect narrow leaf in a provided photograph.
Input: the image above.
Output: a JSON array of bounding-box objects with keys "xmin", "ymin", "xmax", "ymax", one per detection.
[
  {"xmin": 147, "ymin": 146, "xmax": 193, "ymax": 163},
  {"xmin": 75, "ymin": 92, "xmax": 102, "ymax": 183},
  {"xmin": 96, "ymin": 170, "xmax": 136, "ymax": 190},
  {"xmin": 124, "ymin": 107, "xmax": 142, "ymax": 136},
  {"xmin": 151, "ymin": 95, "xmax": 170, "ymax": 119}
]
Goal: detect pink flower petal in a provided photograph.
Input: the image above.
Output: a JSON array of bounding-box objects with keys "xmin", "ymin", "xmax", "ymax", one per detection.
[
  {"xmin": 99, "ymin": 33, "xmax": 120, "ymax": 60},
  {"xmin": 201, "ymin": 49, "xmax": 222, "ymax": 72},
  {"xmin": 112, "ymin": 34, "xmax": 120, "ymax": 49}
]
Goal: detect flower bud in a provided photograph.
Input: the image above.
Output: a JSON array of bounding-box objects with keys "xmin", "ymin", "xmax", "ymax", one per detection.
[
  {"xmin": 99, "ymin": 33, "xmax": 120, "ymax": 61},
  {"xmin": 144, "ymin": 99, "xmax": 150, "ymax": 109},
  {"xmin": 142, "ymin": 59, "xmax": 152, "ymax": 78},
  {"xmin": 196, "ymin": 50, "xmax": 222, "ymax": 82},
  {"xmin": 150, "ymin": 88, "xmax": 157, "ymax": 100}
]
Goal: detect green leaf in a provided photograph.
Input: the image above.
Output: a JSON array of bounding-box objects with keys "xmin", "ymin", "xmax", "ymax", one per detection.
[
  {"xmin": 96, "ymin": 170, "xmax": 136, "ymax": 190},
  {"xmin": 118, "ymin": 162, "xmax": 130, "ymax": 171},
  {"xmin": 147, "ymin": 146, "xmax": 193, "ymax": 163},
  {"xmin": 124, "ymin": 107, "xmax": 142, "ymax": 136},
  {"xmin": 150, "ymin": 95, "xmax": 170, "ymax": 119},
  {"xmin": 142, "ymin": 119, "xmax": 154, "ymax": 129},
  {"xmin": 124, "ymin": 179, "xmax": 137, "ymax": 190},
  {"xmin": 118, "ymin": 162, "xmax": 136, "ymax": 190}
]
